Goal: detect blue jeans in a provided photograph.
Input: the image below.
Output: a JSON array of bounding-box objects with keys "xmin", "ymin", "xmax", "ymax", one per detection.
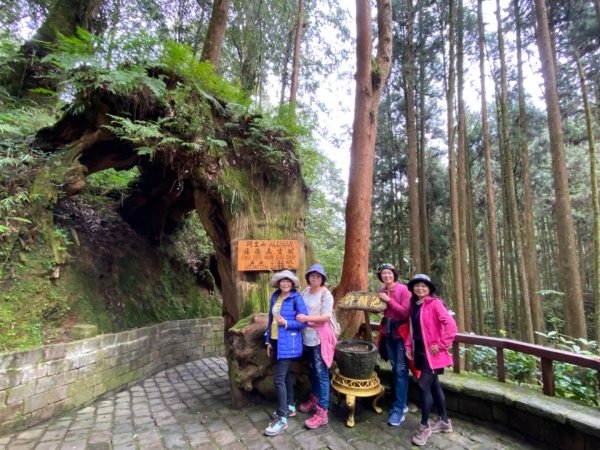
[
  {"xmin": 306, "ymin": 345, "xmax": 330, "ymax": 409},
  {"xmin": 272, "ymin": 341, "xmax": 295, "ymax": 418},
  {"xmin": 384, "ymin": 335, "xmax": 409, "ymax": 414}
]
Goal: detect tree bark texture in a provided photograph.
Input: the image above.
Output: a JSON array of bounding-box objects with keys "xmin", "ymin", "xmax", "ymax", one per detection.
[
  {"xmin": 496, "ymin": 0, "xmax": 534, "ymax": 343},
  {"xmin": 534, "ymin": 0, "xmax": 587, "ymax": 338},
  {"xmin": 477, "ymin": 0, "xmax": 504, "ymax": 335},
  {"xmin": 467, "ymin": 169, "xmax": 483, "ymax": 333},
  {"xmin": 456, "ymin": 0, "xmax": 471, "ymax": 332},
  {"xmin": 514, "ymin": 0, "xmax": 545, "ymax": 342},
  {"xmin": 417, "ymin": 7, "xmax": 430, "ymax": 275},
  {"xmin": 445, "ymin": 0, "xmax": 465, "ymax": 331},
  {"xmin": 403, "ymin": 0, "xmax": 421, "ymax": 274},
  {"xmin": 201, "ymin": 0, "xmax": 231, "ymax": 66},
  {"xmin": 574, "ymin": 50, "xmax": 600, "ymax": 343},
  {"xmin": 337, "ymin": 0, "xmax": 393, "ymax": 336},
  {"xmin": 289, "ymin": 0, "xmax": 305, "ymax": 109}
]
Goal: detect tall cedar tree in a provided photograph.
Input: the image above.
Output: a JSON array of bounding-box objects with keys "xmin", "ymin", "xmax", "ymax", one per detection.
[
  {"xmin": 457, "ymin": 0, "xmax": 471, "ymax": 331},
  {"xmin": 477, "ymin": 0, "xmax": 504, "ymax": 334},
  {"xmin": 403, "ymin": 0, "xmax": 421, "ymax": 274},
  {"xmin": 289, "ymin": 0, "xmax": 305, "ymax": 112},
  {"xmin": 201, "ymin": 0, "xmax": 231, "ymax": 66},
  {"xmin": 337, "ymin": 0, "xmax": 393, "ymax": 336},
  {"xmin": 496, "ymin": 0, "xmax": 534, "ymax": 342},
  {"xmin": 446, "ymin": 0, "xmax": 466, "ymax": 332},
  {"xmin": 574, "ymin": 50, "xmax": 600, "ymax": 343},
  {"xmin": 514, "ymin": 0, "xmax": 545, "ymax": 341},
  {"xmin": 534, "ymin": 0, "xmax": 587, "ymax": 338},
  {"xmin": 417, "ymin": 4, "xmax": 431, "ymax": 275}
]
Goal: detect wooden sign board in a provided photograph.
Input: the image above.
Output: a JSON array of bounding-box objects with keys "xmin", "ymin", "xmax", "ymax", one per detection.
[
  {"xmin": 237, "ymin": 240, "xmax": 299, "ymax": 271},
  {"xmin": 338, "ymin": 291, "xmax": 387, "ymax": 313}
]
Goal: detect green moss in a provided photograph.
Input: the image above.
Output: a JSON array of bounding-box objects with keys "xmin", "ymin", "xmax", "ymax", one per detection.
[
  {"xmin": 230, "ymin": 314, "xmax": 261, "ymax": 330},
  {"xmin": 0, "ymin": 244, "xmax": 62, "ymax": 351}
]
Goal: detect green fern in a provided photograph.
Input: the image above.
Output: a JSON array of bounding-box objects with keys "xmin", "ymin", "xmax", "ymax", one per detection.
[
  {"xmin": 160, "ymin": 41, "xmax": 249, "ymax": 105},
  {"xmin": 102, "ymin": 115, "xmax": 190, "ymax": 159},
  {"xmin": 96, "ymin": 67, "xmax": 166, "ymax": 97}
]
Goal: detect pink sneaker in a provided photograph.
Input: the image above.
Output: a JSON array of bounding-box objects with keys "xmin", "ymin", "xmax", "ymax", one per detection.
[
  {"xmin": 412, "ymin": 424, "xmax": 432, "ymax": 446},
  {"xmin": 305, "ymin": 405, "xmax": 328, "ymax": 429},
  {"xmin": 299, "ymin": 393, "xmax": 318, "ymax": 413},
  {"xmin": 430, "ymin": 418, "xmax": 452, "ymax": 433}
]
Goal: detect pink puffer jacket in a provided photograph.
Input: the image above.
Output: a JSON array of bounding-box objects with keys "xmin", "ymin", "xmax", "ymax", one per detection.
[{"xmin": 405, "ymin": 295, "xmax": 457, "ymax": 370}]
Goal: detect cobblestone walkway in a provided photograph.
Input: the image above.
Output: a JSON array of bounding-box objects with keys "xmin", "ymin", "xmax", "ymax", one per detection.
[{"xmin": 0, "ymin": 357, "xmax": 536, "ymax": 449}]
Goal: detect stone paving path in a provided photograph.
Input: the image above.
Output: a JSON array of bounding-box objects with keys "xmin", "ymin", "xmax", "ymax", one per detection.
[{"xmin": 0, "ymin": 357, "xmax": 537, "ymax": 450}]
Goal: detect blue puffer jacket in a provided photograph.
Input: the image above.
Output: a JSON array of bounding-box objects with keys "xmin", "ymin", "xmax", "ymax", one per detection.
[{"xmin": 265, "ymin": 289, "xmax": 308, "ymax": 359}]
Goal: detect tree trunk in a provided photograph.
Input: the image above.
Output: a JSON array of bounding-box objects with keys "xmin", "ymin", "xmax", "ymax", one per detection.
[
  {"xmin": 2, "ymin": 0, "xmax": 104, "ymax": 98},
  {"xmin": 533, "ymin": 0, "xmax": 587, "ymax": 338},
  {"xmin": 403, "ymin": 0, "xmax": 420, "ymax": 274},
  {"xmin": 574, "ymin": 50, "xmax": 600, "ymax": 343},
  {"xmin": 456, "ymin": 0, "xmax": 471, "ymax": 331},
  {"xmin": 279, "ymin": 29, "xmax": 295, "ymax": 106},
  {"xmin": 467, "ymin": 167, "xmax": 482, "ymax": 333},
  {"xmin": 337, "ymin": 0, "xmax": 393, "ymax": 336},
  {"xmin": 201, "ymin": 0, "xmax": 231, "ymax": 66},
  {"xmin": 496, "ymin": 0, "xmax": 534, "ymax": 343},
  {"xmin": 445, "ymin": 0, "xmax": 465, "ymax": 331},
  {"xmin": 515, "ymin": 0, "xmax": 545, "ymax": 342},
  {"xmin": 289, "ymin": 0, "xmax": 305, "ymax": 111},
  {"xmin": 477, "ymin": 0, "xmax": 504, "ymax": 335},
  {"xmin": 418, "ymin": 50, "xmax": 431, "ymax": 275}
]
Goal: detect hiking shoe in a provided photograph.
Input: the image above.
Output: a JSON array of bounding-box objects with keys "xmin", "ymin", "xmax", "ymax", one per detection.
[
  {"xmin": 430, "ymin": 418, "xmax": 452, "ymax": 433},
  {"xmin": 264, "ymin": 417, "xmax": 288, "ymax": 436},
  {"xmin": 305, "ymin": 405, "xmax": 328, "ymax": 429},
  {"xmin": 299, "ymin": 394, "xmax": 318, "ymax": 413},
  {"xmin": 412, "ymin": 424, "xmax": 432, "ymax": 446},
  {"xmin": 403, "ymin": 405, "xmax": 409, "ymax": 414},
  {"xmin": 387, "ymin": 410, "xmax": 405, "ymax": 426},
  {"xmin": 270, "ymin": 405, "xmax": 296, "ymax": 419}
]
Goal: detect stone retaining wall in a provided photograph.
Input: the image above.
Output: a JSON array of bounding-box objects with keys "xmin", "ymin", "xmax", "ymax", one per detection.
[
  {"xmin": 0, "ymin": 318, "xmax": 224, "ymax": 434},
  {"xmin": 405, "ymin": 371, "xmax": 600, "ymax": 450}
]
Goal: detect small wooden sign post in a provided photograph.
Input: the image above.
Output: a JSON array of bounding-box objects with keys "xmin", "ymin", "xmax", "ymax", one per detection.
[
  {"xmin": 338, "ymin": 291, "xmax": 387, "ymax": 342},
  {"xmin": 237, "ymin": 240, "xmax": 299, "ymax": 271}
]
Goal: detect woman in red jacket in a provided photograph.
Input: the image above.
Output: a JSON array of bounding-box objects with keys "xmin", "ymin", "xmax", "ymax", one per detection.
[{"xmin": 405, "ymin": 274, "xmax": 457, "ymax": 447}]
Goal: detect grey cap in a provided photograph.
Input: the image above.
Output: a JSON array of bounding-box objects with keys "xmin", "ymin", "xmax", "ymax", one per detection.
[
  {"xmin": 269, "ymin": 270, "xmax": 301, "ymax": 289},
  {"xmin": 407, "ymin": 273, "xmax": 436, "ymax": 294}
]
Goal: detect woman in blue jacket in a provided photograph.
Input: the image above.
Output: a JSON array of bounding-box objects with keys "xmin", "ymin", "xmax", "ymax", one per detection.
[{"xmin": 264, "ymin": 270, "xmax": 308, "ymax": 436}]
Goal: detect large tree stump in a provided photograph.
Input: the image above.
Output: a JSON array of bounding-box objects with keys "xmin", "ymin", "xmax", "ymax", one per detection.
[
  {"xmin": 33, "ymin": 65, "xmax": 314, "ymax": 406},
  {"xmin": 226, "ymin": 313, "xmax": 309, "ymax": 408}
]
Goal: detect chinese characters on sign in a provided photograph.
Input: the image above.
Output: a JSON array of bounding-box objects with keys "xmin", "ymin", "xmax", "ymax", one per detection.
[{"xmin": 237, "ymin": 240, "xmax": 299, "ymax": 271}]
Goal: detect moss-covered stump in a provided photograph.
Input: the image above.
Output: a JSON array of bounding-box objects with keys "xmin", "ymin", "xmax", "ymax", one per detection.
[
  {"xmin": 226, "ymin": 313, "xmax": 310, "ymax": 408},
  {"xmin": 226, "ymin": 313, "xmax": 273, "ymax": 407},
  {"xmin": 33, "ymin": 60, "xmax": 312, "ymax": 331}
]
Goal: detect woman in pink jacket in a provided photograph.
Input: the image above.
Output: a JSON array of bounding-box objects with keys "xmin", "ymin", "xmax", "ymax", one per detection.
[{"xmin": 405, "ymin": 274, "xmax": 457, "ymax": 447}]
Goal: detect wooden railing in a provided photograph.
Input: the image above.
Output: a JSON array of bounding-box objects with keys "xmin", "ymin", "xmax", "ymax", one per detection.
[
  {"xmin": 363, "ymin": 323, "xmax": 600, "ymax": 397},
  {"xmin": 452, "ymin": 333, "xmax": 600, "ymax": 396}
]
